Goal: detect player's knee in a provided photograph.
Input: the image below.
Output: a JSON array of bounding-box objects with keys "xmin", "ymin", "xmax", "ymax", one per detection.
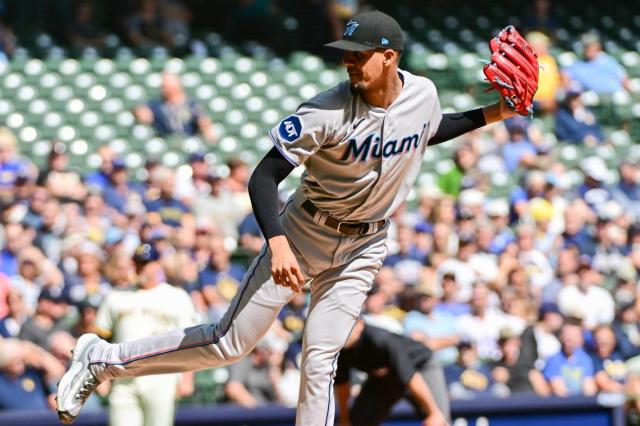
[{"xmin": 301, "ymin": 350, "xmax": 336, "ymax": 380}]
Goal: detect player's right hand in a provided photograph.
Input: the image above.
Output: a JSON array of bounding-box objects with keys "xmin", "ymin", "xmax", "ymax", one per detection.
[
  {"xmin": 268, "ymin": 235, "xmax": 305, "ymax": 292},
  {"xmin": 422, "ymin": 411, "xmax": 449, "ymax": 426}
]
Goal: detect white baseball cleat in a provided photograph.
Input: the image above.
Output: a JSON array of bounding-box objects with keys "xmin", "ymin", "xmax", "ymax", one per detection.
[{"xmin": 56, "ymin": 333, "xmax": 102, "ymax": 424}]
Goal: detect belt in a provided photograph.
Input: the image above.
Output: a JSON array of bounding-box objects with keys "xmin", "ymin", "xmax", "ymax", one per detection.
[{"xmin": 302, "ymin": 200, "xmax": 386, "ymax": 236}]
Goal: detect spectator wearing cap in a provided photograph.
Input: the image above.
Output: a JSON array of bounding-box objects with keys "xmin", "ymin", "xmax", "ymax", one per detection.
[
  {"xmin": 436, "ymin": 231, "xmax": 480, "ymax": 304},
  {"xmin": 592, "ymin": 201, "xmax": 630, "ymax": 278},
  {"xmin": 444, "ymin": 339, "xmax": 501, "ymax": 399},
  {"xmin": 558, "ymin": 257, "xmax": 614, "ymax": 330},
  {"xmin": 95, "ymin": 243, "xmax": 198, "ymax": 426},
  {"xmin": 198, "ymin": 235, "xmax": 246, "ymax": 322},
  {"xmin": 529, "ymin": 197, "xmax": 561, "ymax": 254},
  {"xmin": 437, "ymin": 143, "xmax": 486, "ymax": 197},
  {"xmin": 102, "ymin": 157, "xmax": 143, "ymax": 213},
  {"xmin": 18, "ymin": 287, "xmax": 69, "ymax": 349},
  {"xmin": 403, "ymin": 288, "xmax": 460, "ymax": 366},
  {"xmin": 612, "ymin": 159, "xmax": 640, "ymax": 221},
  {"xmin": 143, "ymin": 167, "xmax": 192, "ymax": 228},
  {"xmin": 519, "ymin": 303, "xmax": 563, "ymax": 372},
  {"xmin": 544, "ymin": 319, "xmax": 597, "ymax": 397},
  {"xmin": 563, "ymin": 32, "xmax": 630, "ymax": 94},
  {"xmin": 501, "ymin": 117, "xmax": 537, "ymax": 173},
  {"xmin": 490, "ymin": 330, "xmax": 550, "ymax": 396},
  {"xmin": 526, "ymin": 31, "xmax": 561, "ymax": 113},
  {"xmin": 37, "ymin": 141, "xmax": 86, "ymax": 202},
  {"xmin": 555, "ymin": 82, "xmax": 604, "ymax": 146},
  {"xmin": 0, "ymin": 287, "xmax": 28, "ymax": 338},
  {"xmin": 133, "ymin": 72, "xmax": 216, "ymax": 142},
  {"xmin": 580, "ymin": 166, "xmax": 610, "ymax": 205}
]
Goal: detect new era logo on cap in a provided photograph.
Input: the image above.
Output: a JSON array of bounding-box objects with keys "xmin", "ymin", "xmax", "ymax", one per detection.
[{"xmin": 325, "ymin": 10, "xmax": 404, "ymax": 52}]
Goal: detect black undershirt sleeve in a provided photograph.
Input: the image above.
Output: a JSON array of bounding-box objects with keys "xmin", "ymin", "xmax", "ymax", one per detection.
[
  {"xmin": 428, "ymin": 108, "xmax": 486, "ymax": 146},
  {"xmin": 248, "ymin": 147, "xmax": 295, "ymax": 240}
]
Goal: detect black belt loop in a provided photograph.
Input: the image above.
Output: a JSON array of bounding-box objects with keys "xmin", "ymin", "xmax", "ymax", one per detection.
[{"xmin": 301, "ymin": 199, "xmax": 385, "ymax": 236}]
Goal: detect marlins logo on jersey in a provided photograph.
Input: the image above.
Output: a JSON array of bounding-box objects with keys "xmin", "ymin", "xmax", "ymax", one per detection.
[{"xmin": 341, "ymin": 124, "xmax": 427, "ymax": 162}]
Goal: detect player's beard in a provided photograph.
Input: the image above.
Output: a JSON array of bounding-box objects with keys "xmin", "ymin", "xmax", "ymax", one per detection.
[{"xmin": 350, "ymin": 82, "xmax": 365, "ymax": 95}]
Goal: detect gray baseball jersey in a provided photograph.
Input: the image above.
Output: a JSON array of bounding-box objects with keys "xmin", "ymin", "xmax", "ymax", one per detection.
[{"xmin": 269, "ymin": 69, "xmax": 442, "ymax": 222}]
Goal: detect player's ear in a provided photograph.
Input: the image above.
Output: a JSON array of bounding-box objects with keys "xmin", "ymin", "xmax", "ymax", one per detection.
[{"xmin": 382, "ymin": 49, "xmax": 397, "ymax": 66}]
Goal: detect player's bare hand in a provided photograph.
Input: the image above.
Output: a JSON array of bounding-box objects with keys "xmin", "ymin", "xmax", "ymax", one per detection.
[
  {"xmin": 422, "ymin": 411, "xmax": 449, "ymax": 426},
  {"xmin": 268, "ymin": 235, "xmax": 305, "ymax": 291}
]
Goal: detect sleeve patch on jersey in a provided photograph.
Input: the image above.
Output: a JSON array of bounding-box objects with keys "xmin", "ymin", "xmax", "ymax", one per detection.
[{"xmin": 278, "ymin": 115, "xmax": 303, "ymax": 143}]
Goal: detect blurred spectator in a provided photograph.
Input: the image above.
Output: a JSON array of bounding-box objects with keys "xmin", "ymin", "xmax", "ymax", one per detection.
[
  {"xmin": 558, "ymin": 257, "xmax": 614, "ymax": 330},
  {"xmin": 225, "ymin": 341, "xmax": 281, "ymax": 408},
  {"xmin": 491, "ymin": 332, "xmax": 550, "ymax": 396},
  {"xmin": 564, "ymin": 32, "xmax": 630, "ymax": 94},
  {"xmin": 543, "ymin": 320, "xmax": 597, "ymax": 397},
  {"xmin": 174, "ymin": 152, "xmax": 213, "ymax": 205},
  {"xmin": 519, "ymin": 302, "xmax": 563, "ymax": 370},
  {"xmin": 0, "ymin": 339, "xmax": 55, "ymax": 411},
  {"xmin": 0, "ymin": 8, "xmax": 15, "ymax": 63},
  {"xmin": 0, "ymin": 222, "xmax": 35, "ymax": 277},
  {"xmin": 612, "ymin": 159, "xmax": 640, "ymax": 221},
  {"xmin": 590, "ymin": 326, "xmax": 627, "ymax": 392},
  {"xmin": 126, "ymin": 0, "xmax": 172, "ymax": 48},
  {"xmin": 37, "ymin": 142, "xmax": 86, "ymax": 202},
  {"xmin": 445, "ymin": 340, "xmax": 504, "ymax": 399},
  {"xmin": 101, "ymin": 157, "xmax": 143, "ymax": 212},
  {"xmin": 403, "ymin": 288, "xmax": 460, "ymax": 366},
  {"xmin": 612, "ymin": 302, "xmax": 640, "ymax": 360},
  {"xmin": 18, "ymin": 287, "xmax": 69, "ymax": 349},
  {"xmin": 526, "ymin": 31, "xmax": 561, "ymax": 113},
  {"xmin": 198, "ymin": 236, "xmax": 245, "ymax": 322},
  {"xmin": 433, "ymin": 271, "xmax": 471, "ymax": 317},
  {"xmin": 84, "ymin": 145, "xmax": 116, "ymax": 191},
  {"xmin": 238, "ymin": 212, "xmax": 264, "ymax": 256},
  {"xmin": 362, "ymin": 285, "xmax": 403, "ymax": 334},
  {"xmin": 62, "ymin": 242, "xmax": 111, "ymax": 307},
  {"xmin": 0, "ymin": 128, "xmax": 32, "ymax": 203},
  {"xmin": 335, "ymin": 320, "xmax": 449, "ymax": 426},
  {"xmin": 95, "ymin": 243, "xmax": 197, "ymax": 426},
  {"xmin": 0, "ymin": 287, "xmax": 28, "ymax": 338},
  {"xmin": 225, "ymin": 157, "xmax": 252, "ymax": 215},
  {"xmin": 501, "ymin": 118, "xmax": 537, "ymax": 173},
  {"xmin": 143, "ymin": 167, "xmax": 192, "ymax": 228},
  {"xmin": 457, "ymin": 283, "xmax": 525, "ymax": 362},
  {"xmin": 276, "ymin": 290, "xmax": 307, "ymax": 345},
  {"xmin": 133, "ymin": 72, "xmax": 215, "ymax": 142},
  {"xmin": 555, "ymin": 84, "xmax": 604, "ymax": 145},
  {"xmin": 437, "ymin": 143, "xmax": 487, "ymax": 197},
  {"xmin": 69, "ymin": 0, "xmax": 106, "ymax": 48},
  {"xmin": 516, "ymin": 223, "xmax": 554, "ymax": 293},
  {"xmin": 521, "ymin": 0, "xmax": 557, "ymax": 35}
]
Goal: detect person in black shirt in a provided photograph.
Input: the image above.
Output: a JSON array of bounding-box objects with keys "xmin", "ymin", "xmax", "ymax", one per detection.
[{"xmin": 335, "ymin": 320, "xmax": 449, "ymax": 426}]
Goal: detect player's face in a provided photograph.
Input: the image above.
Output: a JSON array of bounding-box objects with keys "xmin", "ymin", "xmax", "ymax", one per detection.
[{"xmin": 342, "ymin": 49, "xmax": 389, "ymax": 93}]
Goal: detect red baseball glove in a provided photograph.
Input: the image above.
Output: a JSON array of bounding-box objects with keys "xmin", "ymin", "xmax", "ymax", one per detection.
[{"xmin": 483, "ymin": 25, "xmax": 539, "ymax": 116}]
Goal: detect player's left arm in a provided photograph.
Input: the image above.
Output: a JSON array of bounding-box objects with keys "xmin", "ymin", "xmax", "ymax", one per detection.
[{"xmin": 428, "ymin": 98, "xmax": 516, "ymax": 146}]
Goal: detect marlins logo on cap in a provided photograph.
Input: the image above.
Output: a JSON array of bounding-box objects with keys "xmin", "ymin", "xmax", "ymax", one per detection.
[{"xmin": 325, "ymin": 10, "xmax": 404, "ymax": 52}]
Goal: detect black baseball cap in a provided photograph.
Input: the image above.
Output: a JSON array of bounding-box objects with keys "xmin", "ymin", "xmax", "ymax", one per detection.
[
  {"xmin": 325, "ymin": 10, "xmax": 404, "ymax": 52},
  {"xmin": 133, "ymin": 243, "xmax": 160, "ymax": 266}
]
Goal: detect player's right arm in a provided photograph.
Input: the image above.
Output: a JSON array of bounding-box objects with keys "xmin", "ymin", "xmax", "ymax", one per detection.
[{"xmin": 248, "ymin": 147, "xmax": 303, "ymax": 290}]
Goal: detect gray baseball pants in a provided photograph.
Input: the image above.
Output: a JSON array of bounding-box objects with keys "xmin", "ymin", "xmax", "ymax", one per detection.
[{"xmin": 88, "ymin": 191, "xmax": 388, "ymax": 426}]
